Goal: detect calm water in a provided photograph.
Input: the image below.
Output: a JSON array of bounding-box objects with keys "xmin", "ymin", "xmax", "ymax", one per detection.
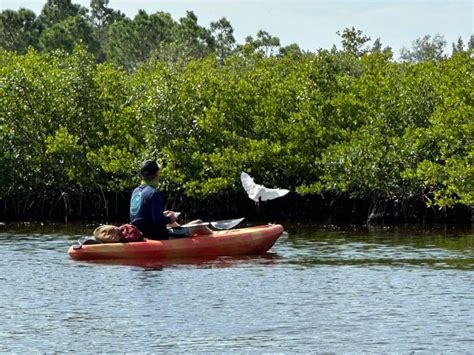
[{"xmin": 0, "ymin": 223, "xmax": 473, "ymax": 353}]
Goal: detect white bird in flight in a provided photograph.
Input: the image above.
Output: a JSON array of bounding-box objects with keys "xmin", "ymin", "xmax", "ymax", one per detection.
[{"xmin": 241, "ymin": 172, "xmax": 289, "ymax": 202}]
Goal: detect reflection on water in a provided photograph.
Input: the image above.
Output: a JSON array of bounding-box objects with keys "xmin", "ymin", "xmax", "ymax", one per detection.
[
  {"xmin": 79, "ymin": 254, "xmax": 281, "ymax": 270},
  {"xmin": 0, "ymin": 223, "xmax": 473, "ymax": 352},
  {"xmin": 282, "ymin": 224, "xmax": 474, "ymax": 270}
]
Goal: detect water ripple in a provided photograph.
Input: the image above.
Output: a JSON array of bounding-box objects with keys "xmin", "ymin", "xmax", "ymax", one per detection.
[{"xmin": 0, "ymin": 224, "xmax": 472, "ymax": 352}]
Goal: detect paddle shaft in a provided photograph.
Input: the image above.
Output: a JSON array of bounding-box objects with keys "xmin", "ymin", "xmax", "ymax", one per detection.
[{"xmin": 179, "ymin": 217, "xmax": 245, "ymax": 230}]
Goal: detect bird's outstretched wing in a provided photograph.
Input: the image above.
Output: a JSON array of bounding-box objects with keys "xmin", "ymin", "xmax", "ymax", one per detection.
[
  {"xmin": 241, "ymin": 172, "xmax": 261, "ymax": 201},
  {"xmin": 241, "ymin": 172, "xmax": 289, "ymax": 202},
  {"xmin": 258, "ymin": 186, "xmax": 289, "ymax": 201}
]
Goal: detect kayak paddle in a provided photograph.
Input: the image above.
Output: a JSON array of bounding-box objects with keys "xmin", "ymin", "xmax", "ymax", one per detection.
[{"xmin": 180, "ymin": 217, "xmax": 245, "ymax": 230}]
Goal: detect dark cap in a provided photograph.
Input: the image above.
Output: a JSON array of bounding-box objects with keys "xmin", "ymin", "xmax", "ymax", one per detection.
[{"xmin": 140, "ymin": 160, "xmax": 159, "ymax": 178}]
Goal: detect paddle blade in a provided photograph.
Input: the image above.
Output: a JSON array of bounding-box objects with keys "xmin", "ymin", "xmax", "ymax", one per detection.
[{"xmin": 210, "ymin": 217, "xmax": 245, "ymax": 230}]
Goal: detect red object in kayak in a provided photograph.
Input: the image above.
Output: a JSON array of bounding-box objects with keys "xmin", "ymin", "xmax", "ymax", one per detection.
[{"xmin": 68, "ymin": 224, "xmax": 284, "ymax": 260}]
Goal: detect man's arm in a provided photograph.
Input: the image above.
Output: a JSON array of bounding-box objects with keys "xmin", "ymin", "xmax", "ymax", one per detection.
[{"xmin": 150, "ymin": 191, "xmax": 175, "ymax": 225}]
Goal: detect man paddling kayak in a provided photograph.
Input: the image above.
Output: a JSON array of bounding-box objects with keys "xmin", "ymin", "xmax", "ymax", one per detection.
[{"xmin": 130, "ymin": 160, "xmax": 212, "ymax": 239}]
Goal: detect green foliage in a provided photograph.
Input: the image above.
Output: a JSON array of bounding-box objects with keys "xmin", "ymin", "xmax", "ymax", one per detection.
[
  {"xmin": 39, "ymin": 15, "xmax": 99, "ymax": 54},
  {"xmin": 0, "ymin": 9, "xmax": 42, "ymax": 53},
  {"xmin": 240, "ymin": 30, "xmax": 281, "ymax": 56},
  {"xmin": 38, "ymin": 0, "xmax": 85, "ymax": 27},
  {"xmin": 89, "ymin": 0, "xmax": 123, "ymax": 30},
  {"xmin": 313, "ymin": 51, "xmax": 472, "ymax": 207},
  {"xmin": 0, "ymin": 21, "xmax": 472, "ymax": 214},
  {"xmin": 89, "ymin": 0, "xmax": 124, "ymax": 61},
  {"xmin": 402, "ymin": 53, "xmax": 474, "ymax": 206},
  {"xmin": 153, "ymin": 11, "xmax": 215, "ymax": 64},
  {"xmin": 278, "ymin": 43, "xmax": 303, "ymax": 58},
  {"xmin": 451, "ymin": 37, "xmax": 465, "ymax": 54},
  {"xmin": 210, "ymin": 17, "xmax": 235, "ymax": 62},
  {"xmin": 1, "ymin": 46, "xmax": 103, "ymax": 192},
  {"xmin": 337, "ymin": 26, "xmax": 370, "ymax": 57},
  {"xmin": 106, "ymin": 10, "xmax": 176, "ymax": 69},
  {"xmin": 400, "ymin": 34, "xmax": 447, "ymax": 63}
]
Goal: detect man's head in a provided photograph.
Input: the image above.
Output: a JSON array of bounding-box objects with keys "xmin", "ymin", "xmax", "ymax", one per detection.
[{"xmin": 140, "ymin": 160, "xmax": 159, "ymax": 181}]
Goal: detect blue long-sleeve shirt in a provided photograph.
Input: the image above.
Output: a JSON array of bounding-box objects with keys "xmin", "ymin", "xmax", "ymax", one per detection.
[{"xmin": 130, "ymin": 184, "xmax": 171, "ymax": 238}]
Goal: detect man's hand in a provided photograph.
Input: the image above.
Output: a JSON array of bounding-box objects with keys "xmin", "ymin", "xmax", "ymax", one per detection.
[{"xmin": 164, "ymin": 210, "xmax": 178, "ymax": 223}]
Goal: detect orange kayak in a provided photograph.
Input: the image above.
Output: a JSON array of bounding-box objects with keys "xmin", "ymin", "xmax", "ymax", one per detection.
[{"xmin": 68, "ymin": 224, "xmax": 284, "ymax": 260}]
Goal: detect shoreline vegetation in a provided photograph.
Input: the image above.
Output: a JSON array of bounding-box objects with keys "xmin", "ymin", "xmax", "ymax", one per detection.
[{"xmin": 1, "ymin": 1, "xmax": 473, "ymax": 225}]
